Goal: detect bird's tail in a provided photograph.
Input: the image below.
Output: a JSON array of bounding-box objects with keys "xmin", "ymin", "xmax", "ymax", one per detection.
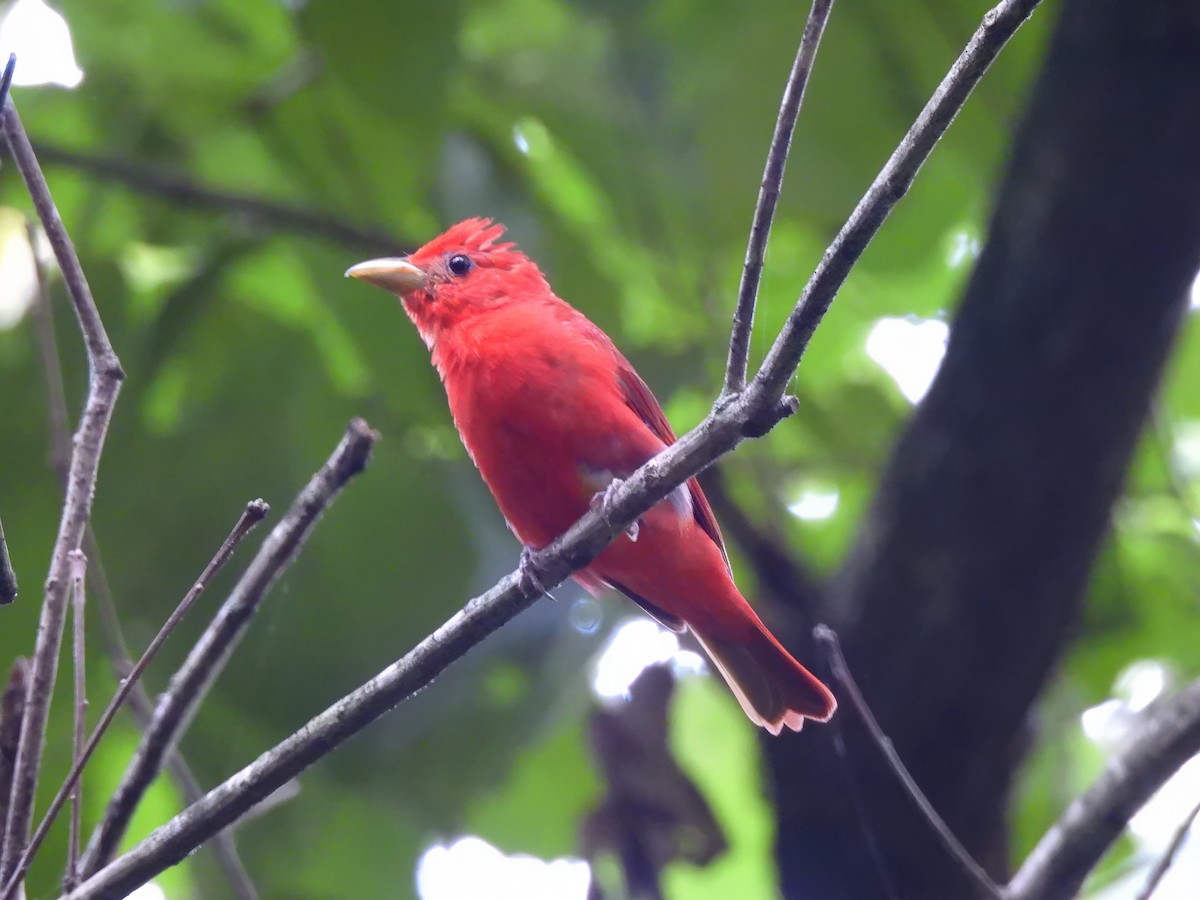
[{"xmin": 691, "ymin": 617, "xmax": 836, "ymax": 735}]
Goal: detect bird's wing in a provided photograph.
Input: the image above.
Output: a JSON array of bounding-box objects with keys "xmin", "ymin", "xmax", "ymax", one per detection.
[{"xmin": 614, "ymin": 364, "xmax": 732, "ymax": 575}]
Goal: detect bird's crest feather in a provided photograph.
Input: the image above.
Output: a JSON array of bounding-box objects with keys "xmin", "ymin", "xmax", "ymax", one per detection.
[{"xmin": 412, "ymin": 217, "xmax": 515, "ymax": 262}]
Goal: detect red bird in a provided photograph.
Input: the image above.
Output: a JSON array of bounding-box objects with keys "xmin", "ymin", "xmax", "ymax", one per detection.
[{"xmin": 347, "ymin": 219, "xmax": 835, "ymax": 733}]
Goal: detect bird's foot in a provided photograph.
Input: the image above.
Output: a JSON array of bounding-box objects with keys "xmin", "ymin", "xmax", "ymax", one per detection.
[
  {"xmin": 590, "ymin": 479, "xmax": 640, "ymax": 542},
  {"xmin": 518, "ymin": 547, "xmax": 555, "ymax": 600}
]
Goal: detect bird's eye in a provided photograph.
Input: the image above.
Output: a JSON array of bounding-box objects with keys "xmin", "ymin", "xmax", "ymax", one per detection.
[{"xmin": 447, "ymin": 254, "xmax": 473, "ymax": 276}]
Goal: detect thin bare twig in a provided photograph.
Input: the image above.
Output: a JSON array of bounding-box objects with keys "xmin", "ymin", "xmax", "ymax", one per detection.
[
  {"xmin": 826, "ymin": 698, "xmax": 901, "ymax": 900},
  {"xmin": 724, "ymin": 0, "xmax": 835, "ymax": 398},
  {"xmin": 0, "ymin": 54, "xmax": 13, "ymax": 113},
  {"xmin": 0, "ymin": 503, "xmax": 270, "ymax": 900},
  {"xmin": 27, "ymin": 218, "xmax": 72, "ymax": 484},
  {"xmin": 0, "ymin": 662, "xmax": 28, "ymax": 836},
  {"xmin": 0, "ymin": 159, "xmax": 18, "ymax": 597},
  {"xmin": 1007, "ymin": 679, "xmax": 1200, "ymax": 900},
  {"xmin": 0, "ymin": 98, "xmax": 125, "ymax": 886},
  {"xmin": 0, "ymin": 515, "xmax": 15, "ymax": 606},
  {"xmin": 79, "ymin": 422, "xmax": 375, "ymax": 877},
  {"xmin": 1134, "ymin": 796, "xmax": 1200, "ymax": 900},
  {"xmin": 62, "ymin": 4, "xmax": 1046, "ymax": 895},
  {"xmin": 814, "ymin": 625, "xmax": 1002, "ymax": 899},
  {"xmin": 18, "ymin": 142, "xmax": 408, "ymax": 256},
  {"xmin": 744, "ymin": 0, "xmax": 1042, "ymax": 435},
  {"xmin": 27, "ymin": 213, "xmax": 259, "ymax": 900},
  {"xmin": 65, "ymin": 551, "xmax": 88, "ymax": 892}
]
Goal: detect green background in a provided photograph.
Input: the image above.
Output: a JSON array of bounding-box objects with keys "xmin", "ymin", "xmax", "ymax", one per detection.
[{"xmin": 1, "ymin": 0, "xmax": 1196, "ymax": 896}]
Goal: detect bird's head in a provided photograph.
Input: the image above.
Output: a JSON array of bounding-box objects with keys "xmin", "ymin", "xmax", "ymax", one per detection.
[{"xmin": 346, "ymin": 218, "xmax": 549, "ymax": 349}]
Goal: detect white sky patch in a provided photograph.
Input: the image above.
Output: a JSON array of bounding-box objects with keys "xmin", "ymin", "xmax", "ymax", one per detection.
[
  {"xmin": 1089, "ymin": 755, "xmax": 1200, "ymax": 900},
  {"xmin": 865, "ymin": 316, "xmax": 949, "ymax": 404},
  {"xmin": 1191, "ymin": 270, "xmax": 1200, "ymax": 311},
  {"xmin": 946, "ymin": 229, "xmax": 980, "ymax": 269},
  {"xmin": 1116, "ymin": 659, "xmax": 1169, "ymax": 713},
  {"xmin": 591, "ymin": 618, "xmax": 705, "ymax": 699},
  {"xmin": 1081, "ymin": 661, "xmax": 1170, "ymax": 743},
  {"xmin": 120, "ymin": 242, "xmax": 195, "ymax": 295},
  {"xmin": 1129, "ymin": 754, "xmax": 1200, "ymax": 848},
  {"xmin": 416, "ymin": 836, "xmax": 590, "ymax": 900},
  {"xmin": 1083, "ymin": 660, "xmax": 1200, "ymax": 900},
  {"xmin": 1172, "ymin": 421, "xmax": 1200, "ymax": 482},
  {"xmin": 512, "ymin": 123, "xmax": 531, "ymax": 155},
  {"xmin": 0, "ymin": 211, "xmax": 38, "ymax": 330},
  {"xmin": 675, "ymin": 649, "xmax": 706, "ymax": 675},
  {"xmin": 0, "ymin": 0, "xmax": 84, "ymax": 88},
  {"xmin": 125, "ymin": 882, "xmax": 167, "ymax": 900},
  {"xmin": 788, "ymin": 487, "xmax": 839, "ymax": 522},
  {"xmin": 1080, "ymin": 698, "xmax": 1125, "ymax": 745}
]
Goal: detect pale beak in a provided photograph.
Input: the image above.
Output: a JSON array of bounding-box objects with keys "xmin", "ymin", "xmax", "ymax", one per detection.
[{"xmin": 345, "ymin": 257, "xmax": 429, "ymax": 295}]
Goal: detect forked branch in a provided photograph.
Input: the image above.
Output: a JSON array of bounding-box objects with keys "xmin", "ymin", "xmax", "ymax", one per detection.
[
  {"xmin": 723, "ymin": 0, "xmax": 836, "ymax": 397},
  {"xmin": 0, "ymin": 94, "xmax": 125, "ymax": 885}
]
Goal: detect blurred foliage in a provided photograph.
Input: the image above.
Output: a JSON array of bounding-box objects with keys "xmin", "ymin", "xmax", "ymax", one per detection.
[{"xmin": 0, "ymin": 0, "xmax": 1197, "ymax": 897}]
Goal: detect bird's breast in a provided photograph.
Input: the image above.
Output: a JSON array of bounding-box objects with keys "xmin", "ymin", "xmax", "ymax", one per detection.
[{"xmin": 441, "ymin": 330, "xmax": 610, "ymax": 547}]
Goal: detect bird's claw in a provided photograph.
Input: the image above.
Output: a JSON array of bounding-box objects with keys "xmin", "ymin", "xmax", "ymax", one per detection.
[
  {"xmin": 591, "ymin": 478, "xmax": 640, "ymax": 542},
  {"xmin": 518, "ymin": 548, "xmax": 555, "ymax": 599}
]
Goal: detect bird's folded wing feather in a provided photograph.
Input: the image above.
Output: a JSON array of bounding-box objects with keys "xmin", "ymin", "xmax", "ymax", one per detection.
[{"xmin": 613, "ymin": 362, "xmax": 732, "ymax": 575}]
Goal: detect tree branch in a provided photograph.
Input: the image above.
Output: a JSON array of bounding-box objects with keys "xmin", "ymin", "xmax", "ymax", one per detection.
[
  {"xmin": 1006, "ymin": 679, "xmax": 1200, "ymax": 900},
  {"xmin": 0, "ymin": 97, "xmax": 125, "ymax": 885},
  {"xmin": 59, "ymin": 2, "xmax": 1048, "ymax": 895},
  {"xmin": 79, "ymin": 422, "xmax": 376, "ymax": 876},
  {"xmin": 723, "ymin": 0, "xmax": 835, "ymax": 397},
  {"xmin": 18, "ymin": 142, "xmax": 409, "ymax": 256}
]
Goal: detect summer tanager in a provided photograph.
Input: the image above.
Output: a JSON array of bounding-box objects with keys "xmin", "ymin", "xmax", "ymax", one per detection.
[{"xmin": 347, "ymin": 218, "xmax": 835, "ymax": 733}]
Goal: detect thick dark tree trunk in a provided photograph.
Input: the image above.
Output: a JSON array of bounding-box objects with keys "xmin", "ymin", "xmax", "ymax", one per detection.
[{"xmin": 765, "ymin": 1, "xmax": 1200, "ymax": 897}]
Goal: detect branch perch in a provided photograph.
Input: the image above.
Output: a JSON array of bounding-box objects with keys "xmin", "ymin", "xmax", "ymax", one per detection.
[{"xmin": 0, "ymin": 96, "xmax": 125, "ymax": 884}]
